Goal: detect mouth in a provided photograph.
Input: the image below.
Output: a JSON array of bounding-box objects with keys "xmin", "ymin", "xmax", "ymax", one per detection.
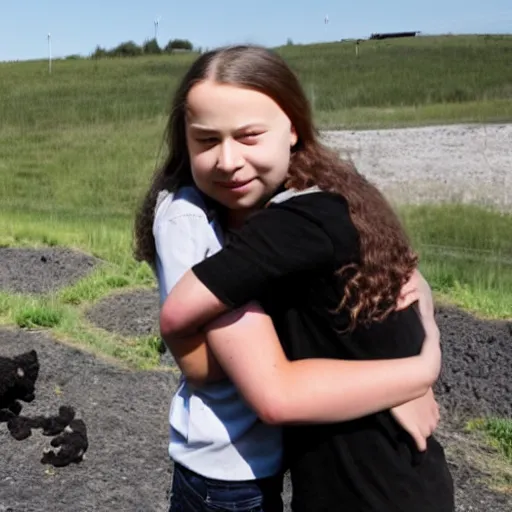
[{"xmin": 216, "ymin": 178, "xmax": 254, "ymax": 190}]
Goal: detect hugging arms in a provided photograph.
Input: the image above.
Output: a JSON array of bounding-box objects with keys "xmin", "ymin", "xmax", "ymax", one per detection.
[{"xmin": 158, "ymin": 203, "xmax": 441, "ymax": 447}]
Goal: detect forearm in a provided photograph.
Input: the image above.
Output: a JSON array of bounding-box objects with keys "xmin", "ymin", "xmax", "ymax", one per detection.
[
  {"xmin": 160, "ymin": 269, "xmax": 229, "ymax": 340},
  {"xmin": 205, "ymin": 304, "xmax": 438, "ymax": 425},
  {"xmin": 262, "ymin": 355, "xmax": 432, "ymax": 425},
  {"xmin": 163, "ymin": 332, "xmax": 227, "ymax": 386},
  {"xmin": 266, "ymin": 319, "xmax": 440, "ymax": 425}
]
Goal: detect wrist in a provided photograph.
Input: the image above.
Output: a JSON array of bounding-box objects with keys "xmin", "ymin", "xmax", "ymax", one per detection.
[
  {"xmin": 423, "ymin": 319, "xmax": 440, "ymax": 339},
  {"xmin": 421, "ymin": 329, "xmax": 441, "ymax": 384},
  {"xmin": 411, "ymin": 357, "xmax": 435, "ymax": 395}
]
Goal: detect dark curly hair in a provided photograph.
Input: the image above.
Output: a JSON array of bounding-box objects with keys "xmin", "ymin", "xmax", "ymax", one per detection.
[{"xmin": 133, "ymin": 44, "xmax": 418, "ymax": 330}]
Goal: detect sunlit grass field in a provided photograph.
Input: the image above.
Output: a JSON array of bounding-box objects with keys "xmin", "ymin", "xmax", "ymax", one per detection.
[{"xmin": 0, "ymin": 34, "xmax": 511, "ymax": 363}]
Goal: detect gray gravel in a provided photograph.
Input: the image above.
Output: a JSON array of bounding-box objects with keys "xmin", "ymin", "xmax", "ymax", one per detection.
[{"xmin": 322, "ymin": 123, "xmax": 512, "ymax": 211}]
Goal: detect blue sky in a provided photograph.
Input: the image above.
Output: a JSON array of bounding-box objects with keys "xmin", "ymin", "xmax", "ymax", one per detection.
[{"xmin": 1, "ymin": 0, "xmax": 511, "ymax": 61}]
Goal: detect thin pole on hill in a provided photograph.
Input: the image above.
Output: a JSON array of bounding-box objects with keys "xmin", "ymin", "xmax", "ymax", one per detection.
[
  {"xmin": 47, "ymin": 33, "xmax": 52, "ymax": 74},
  {"xmin": 154, "ymin": 16, "xmax": 161, "ymax": 41}
]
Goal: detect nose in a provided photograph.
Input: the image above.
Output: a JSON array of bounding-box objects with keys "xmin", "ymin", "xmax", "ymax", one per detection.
[{"xmin": 216, "ymin": 139, "xmax": 244, "ymax": 173}]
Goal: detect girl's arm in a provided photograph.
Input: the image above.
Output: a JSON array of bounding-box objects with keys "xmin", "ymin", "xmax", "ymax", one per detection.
[
  {"xmin": 199, "ymin": 301, "xmax": 440, "ymax": 425},
  {"xmin": 163, "ymin": 269, "xmax": 441, "ymax": 446},
  {"xmin": 153, "ymin": 189, "xmax": 227, "ymax": 383},
  {"xmin": 160, "ymin": 267, "xmax": 232, "ymax": 339},
  {"xmin": 159, "ymin": 196, "xmax": 441, "ymax": 419},
  {"xmin": 161, "ymin": 266, "xmax": 435, "ymax": 388}
]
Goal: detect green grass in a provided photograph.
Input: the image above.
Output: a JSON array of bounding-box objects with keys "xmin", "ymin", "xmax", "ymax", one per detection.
[
  {"xmin": 468, "ymin": 418, "xmax": 512, "ymax": 463},
  {"xmin": 0, "ymin": 119, "xmax": 164, "ymax": 219},
  {"xmin": 0, "ymin": 34, "xmax": 511, "ymax": 367},
  {"xmin": 314, "ymin": 99, "xmax": 512, "ymax": 129},
  {"xmin": 15, "ymin": 304, "xmax": 64, "ymax": 329},
  {"xmin": 0, "ymin": 211, "xmax": 159, "ymax": 368},
  {"xmin": 400, "ymin": 205, "xmax": 512, "ymax": 318},
  {"xmin": 1, "ymin": 35, "xmax": 512, "ymax": 131},
  {"xmin": 0, "ymin": 285, "xmax": 162, "ymax": 370},
  {"xmin": 281, "ymin": 35, "xmax": 512, "ymax": 114},
  {"xmin": 461, "ymin": 418, "xmax": 512, "ymax": 492}
]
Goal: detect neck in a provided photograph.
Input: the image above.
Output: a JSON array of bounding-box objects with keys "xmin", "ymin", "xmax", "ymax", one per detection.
[{"xmin": 219, "ymin": 182, "xmax": 288, "ymax": 230}]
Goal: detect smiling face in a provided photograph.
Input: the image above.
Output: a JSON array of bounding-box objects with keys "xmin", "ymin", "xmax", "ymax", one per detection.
[{"xmin": 185, "ymin": 80, "xmax": 298, "ymax": 222}]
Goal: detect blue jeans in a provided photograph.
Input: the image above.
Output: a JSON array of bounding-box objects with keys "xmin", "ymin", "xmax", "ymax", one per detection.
[{"xmin": 169, "ymin": 463, "xmax": 284, "ymax": 512}]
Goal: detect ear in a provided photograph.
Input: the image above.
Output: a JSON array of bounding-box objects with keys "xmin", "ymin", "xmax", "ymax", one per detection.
[{"xmin": 290, "ymin": 125, "xmax": 298, "ymax": 148}]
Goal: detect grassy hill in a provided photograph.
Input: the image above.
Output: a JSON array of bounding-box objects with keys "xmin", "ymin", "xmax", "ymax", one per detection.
[
  {"xmin": 0, "ymin": 35, "xmax": 511, "ymax": 338},
  {"xmin": 1, "ymin": 34, "xmax": 511, "ymax": 131}
]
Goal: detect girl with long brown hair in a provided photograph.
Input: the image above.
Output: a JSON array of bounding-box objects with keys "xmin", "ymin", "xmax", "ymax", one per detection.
[{"xmin": 135, "ymin": 45, "xmax": 453, "ymax": 511}]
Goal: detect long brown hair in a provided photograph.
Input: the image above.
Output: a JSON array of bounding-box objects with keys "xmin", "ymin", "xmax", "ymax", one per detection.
[{"xmin": 133, "ymin": 44, "xmax": 417, "ymax": 330}]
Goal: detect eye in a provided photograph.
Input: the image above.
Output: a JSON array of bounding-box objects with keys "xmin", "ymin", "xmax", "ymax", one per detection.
[
  {"xmin": 196, "ymin": 136, "xmax": 218, "ymax": 145},
  {"xmin": 238, "ymin": 132, "xmax": 262, "ymax": 143}
]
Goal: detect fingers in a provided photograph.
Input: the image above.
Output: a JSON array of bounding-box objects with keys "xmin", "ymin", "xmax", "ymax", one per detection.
[
  {"xmin": 399, "ymin": 281, "xmax": 417, "ymax": 300},
  {"xmin": 415, "ymin": 416, "xmax": 436, "ymax": 450},
  {"xmin": 423, "ymin": 404, "xmax": 439, "ymax": 437},
  {"xmin": 402, "ymin": 269, "xmax": 420, "ymax": 294},
  {"xmin": 396, "ymin": 271, "xmax": 420, "ymax": 311},
  {"xmin": 412, "ymin": 429, "xmax": 427, "ymax": 451},
  {"xmin": 396, "ymin": 290, "xmax": 420, "ymax": 311}
]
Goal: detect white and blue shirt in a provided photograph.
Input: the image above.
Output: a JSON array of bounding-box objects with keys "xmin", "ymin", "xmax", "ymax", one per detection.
[{"xmin": 153, "ymin": 185, "xmax": 283, "ymax": 481}]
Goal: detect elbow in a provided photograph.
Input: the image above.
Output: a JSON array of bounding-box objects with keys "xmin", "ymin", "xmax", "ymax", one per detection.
[
  {"xmin": 159, "ymin": 302, "xmax": 175, "ymax": 340},
  {"xmin": 250, "ymin": 391, "xmax": 289, "ymax": 426},
  {"xmin": 159, "ymin": 297, "xmax": 187, "ymax": 340},
  {"xmin": 241, "ymin": 372, "xmax": 298, "ymax": 425},
  {"xmin": 260, "ymin": 409, "xmax": 285, "ymax": 426},
  {"xmin": 255, "ymin": 403, "xmax": 282, "ymax": 426}
]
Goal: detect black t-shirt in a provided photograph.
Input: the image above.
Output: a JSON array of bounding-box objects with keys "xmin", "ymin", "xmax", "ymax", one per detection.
[{"xmin": 192, "ymin": 189, "xmax": 454, "ymax": 512}]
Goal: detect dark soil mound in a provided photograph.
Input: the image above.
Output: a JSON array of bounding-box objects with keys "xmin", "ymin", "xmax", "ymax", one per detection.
[
  {"xmin": 2, "ymin": 319, "xmax": 511, "ymax": 511},
  {"xmin": 1, "ymin": 248, "xmax": 511, "ymax": 511},
  {"xmin": 0, "ymin": 327, "xmax": 176, "ymax": 512},
  {"xmin": 0, "ymin": 248, "xmax": 100, "ymax": 295},
  {"xmin": 85, "ymin": 288, "xmax": 160, "ymax": 337},
  {"xmin": 435, "ymin": 306, "xmax": 512, "ymax": 421}
]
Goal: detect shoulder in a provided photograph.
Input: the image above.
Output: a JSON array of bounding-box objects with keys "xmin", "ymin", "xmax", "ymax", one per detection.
[
  {"xmin": 266, "ymin": 186, "xmax": 359, "ymax": 260},
  {"xmin": 154, "ymin": 186, "xmax": 210, "ymax": 226},
  {"xmin": 152, "ymin": 186, "xmax": 215, "ymax": 242},
  {"xmin": 270, "ymin": 185, "xmax": 348, "ymax": 209},
  {"xmin": 269, "ymin": 185, "xmax": 324, "ymax": 205},
  {"xmin": 267, "ymin": 186, "xmax": 351, "ymax": 225}
]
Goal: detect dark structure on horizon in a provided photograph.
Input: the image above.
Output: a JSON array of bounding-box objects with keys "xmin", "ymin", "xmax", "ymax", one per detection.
[{"xmin": 370, "ymin": 31, "xmax": 419, "ymax": 40}]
